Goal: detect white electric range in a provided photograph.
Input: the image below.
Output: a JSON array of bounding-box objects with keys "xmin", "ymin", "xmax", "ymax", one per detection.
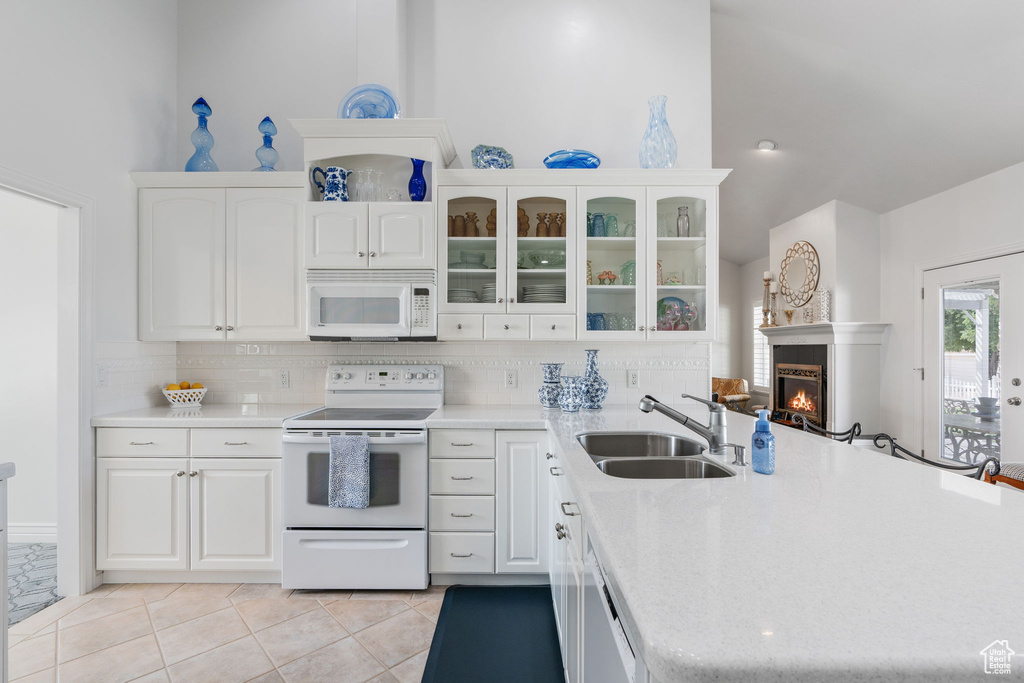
[{"xmin": 280, "ymin": 364, "xmax": 443, "ymax": 589}]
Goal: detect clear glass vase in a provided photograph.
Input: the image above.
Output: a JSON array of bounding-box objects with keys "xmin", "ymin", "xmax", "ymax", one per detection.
[{"xmin": 639, "ymin": 95, "xmax": 677, "ymax": 169}]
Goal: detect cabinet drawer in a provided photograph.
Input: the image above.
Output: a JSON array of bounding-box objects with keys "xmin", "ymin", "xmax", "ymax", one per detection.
[
  {"xmin": 484, "ymin": 315, "xmax": 529, "ymax": 340},
  {"xmin": 190, "ymin": 428, "xmax": 281, "ymax": 457},
  {"xmin": 429, "ymin": 496, "xmax": 494, "ymax": 531},
  {"xmin": 430, "ymin": 459, "xmax": 495, "ymax": 495},
  {"xmin": 429, "ymin": 429, "xmax": 495, "ymax": 459},
  {"xmin": 530, "ymin": 315, "xmax": 576, "ymax": 340},
  {"xmin": 429, "ymin": 532, "xmax": 494, "ymax": 573},
  {"xmin": 96, "ymin": 428, "xmax": 188, "ymax": 457},
  {"xmin": 438, "ymin": 314, "xmax": 483, "ymax": 340}
]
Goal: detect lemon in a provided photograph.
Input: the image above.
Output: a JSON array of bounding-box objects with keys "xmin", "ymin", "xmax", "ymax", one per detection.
[
  {"xmin": 191, "ymin": 382, "xmax": 204, "ymax": 390},
  {"xmin": 166, "ymin": 383, "xmax": 181, "ymax": 391},
  {"xmin": 178, "ymin": 381, "xmax": 191, "ymax": 390}
]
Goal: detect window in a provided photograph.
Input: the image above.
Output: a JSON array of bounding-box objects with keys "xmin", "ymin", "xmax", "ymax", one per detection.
[{"xmin": 753, "ymin": 302, "xmax": 770, "ymax": 390}]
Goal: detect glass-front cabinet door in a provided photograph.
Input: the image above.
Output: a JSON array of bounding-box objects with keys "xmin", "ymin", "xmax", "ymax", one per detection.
[
  {"xmin": 577, "ymin": 188, "xmax": 647, "ymax": 340},
  {"xmin": 645, "ymin": 187, "xmax": 717, "ymax": 340},
  {"xmin": 507, "ymin": 187, "xmax": 576, "ymax": 314},
  {"xmin": 438, "ymin": 186, "xmax": 507, "ymax": 313}
]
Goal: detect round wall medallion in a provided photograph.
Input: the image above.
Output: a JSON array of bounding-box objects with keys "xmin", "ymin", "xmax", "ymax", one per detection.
[{"xmin": 779, "ymin": 241, "xmax": 820, "ymax": 307}]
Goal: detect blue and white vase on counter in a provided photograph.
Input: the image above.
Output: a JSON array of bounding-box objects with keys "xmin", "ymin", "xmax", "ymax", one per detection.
[
  {"xmin": 538, "ymin": 362, "xmax": 564, "ymax": 408},
  {"xmin": 559, "ymin": 376, "xmax": 586, "ymax": 413},
  {"xmin": 582, "ymin": 349, "xmax": 609, "ymax": 410}
]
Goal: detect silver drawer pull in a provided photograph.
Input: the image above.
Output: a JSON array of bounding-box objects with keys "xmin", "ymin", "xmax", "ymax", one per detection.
[
  {"xmin": 450, "ymin": 513, "xmax": 474, "ymax": 518},
  {"xmin": 560, "ymin": 502, "xmax": 580, "ymax": 516},
  {"xmin": 224, "ymin": 441, "xmax": 248, "ymax": 446},
  {"xmin": 450, "ymin": 552, "xmax": 473, "ymax": 558},
  {"xmin": 549, "ymin": 467, "xmax": 563, "ymax": 476},
  {"xmin": 450, "ymin": 442, "xmax": 474, "ymax": 447},
  {"xmin": 129, "ymin": 441, "xmax": 155, "ymax": 446},
  {"xmin": 450, "ymin": 475, "xmax": 474, "ymax": 481}
]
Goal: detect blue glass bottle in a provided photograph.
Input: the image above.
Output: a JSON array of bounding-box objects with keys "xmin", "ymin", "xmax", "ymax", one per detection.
[
  {"xmin": 408, "ymin": 158, "xmax": 427, "ymax": 201},
  {"xmin": 751, "ymin": 410, "xmax": 776, "ymax": 475},
  {"xmin": 252, "ymin": 116, "xmax": 279, "ymax": 172},
  {"xmin": 185, "ymin": 97, "xmax": 218, "ymax": 172}
]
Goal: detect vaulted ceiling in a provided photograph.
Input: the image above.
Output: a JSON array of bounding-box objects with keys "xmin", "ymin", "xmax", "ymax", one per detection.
[{"xmin": 711, "ymin": 0, "xmax": 1024, "ymax": 264}]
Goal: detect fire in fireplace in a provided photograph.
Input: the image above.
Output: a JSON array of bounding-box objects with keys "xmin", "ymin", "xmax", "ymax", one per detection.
[
  {"xmin": 788, "ymin": 389, "xmax": 815, "ymax": 413},
  {"xmin": 774, "ymin": 362, "xmax": 825, "ymax": 427}
]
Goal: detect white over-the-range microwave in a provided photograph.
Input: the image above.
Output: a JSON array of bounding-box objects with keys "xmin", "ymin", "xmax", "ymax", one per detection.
[{"xmin": 306, "ymin": 269, "xmax": 436, "ymax": 341}]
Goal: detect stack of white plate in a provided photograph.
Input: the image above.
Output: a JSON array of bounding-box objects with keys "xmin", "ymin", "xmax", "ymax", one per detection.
[
  {"xmin": 448, "ymin": 288, "xmax": 480, "ymax": 303},
  {"xmin": 481, "ymin": 283, "xmax": 497, "ymax": 303},
  {"xmin": 522, "ymin": 284, "xmax": 566, "ymax": 303}
]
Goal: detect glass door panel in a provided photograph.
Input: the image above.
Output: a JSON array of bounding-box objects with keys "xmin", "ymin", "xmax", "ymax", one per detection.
[
  {"xmin": 439, "ymin": 187, "xmax": 506, "ymax": 312},
  {"xmin": 509, "ymin": 187, "xmax": 575, "ymax": 314},
  {"xmin": 578, "ymin": 188, "xmax": 645, "ymax": 339}
]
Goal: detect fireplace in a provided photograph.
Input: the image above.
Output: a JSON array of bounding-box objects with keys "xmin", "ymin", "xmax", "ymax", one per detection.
[{"xmin": 772, "ymin": 344, "xmax": 828, "ymax": 428}]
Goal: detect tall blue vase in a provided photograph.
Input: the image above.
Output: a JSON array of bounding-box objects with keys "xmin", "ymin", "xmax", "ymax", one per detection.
[
  {"xmin": 408, "ymin": 158, "xmax": 427, "ymax": 201},
  {"xmin": 638, "ymin": 95, "xmax": 677, "ymax": 169},
  {"xmin": 252, "ymin": 116, "xmax": 279, "ymax": 172},
  {"xmin": 185, "ymin": 97, "xmax": 218, "ymax": 172},
  {"xmin": 582, "ymin": 349, "xmax": 609, "ymax": 410}
]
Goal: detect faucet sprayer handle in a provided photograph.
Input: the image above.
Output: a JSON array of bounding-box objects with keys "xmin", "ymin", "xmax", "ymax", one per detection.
[{"xmin": 681, "ymin": 394, "xmax": 725, "ymax": 412}]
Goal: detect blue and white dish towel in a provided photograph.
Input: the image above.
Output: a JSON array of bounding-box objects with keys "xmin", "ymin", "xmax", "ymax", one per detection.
[{"xmin": 328, "ymin": 434, "xmax": 370, "ymax": 509}]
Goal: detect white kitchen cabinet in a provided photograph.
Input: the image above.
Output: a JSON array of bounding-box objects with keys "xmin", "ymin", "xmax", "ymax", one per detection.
[
  {"xmin": 304, "ymin": 202, "xmax": 434, "ymax": 269},
  {"xmin": 495, "ymin": 431, "xmax": 548, "ymax": 573},
  {"xmin": 138, "ymin": 181, "xmax": 305, "ymax": 341},
  {"xmin": 96, "ymin": 457, "xmax": 190, "ymax": 570},
  {"xmin": 549, "ymin": 450, "xmax": 585, "ymax": 683},
  {"xmin": 96, "ymin": 427, "xmax": 282, "ymax": 574}
]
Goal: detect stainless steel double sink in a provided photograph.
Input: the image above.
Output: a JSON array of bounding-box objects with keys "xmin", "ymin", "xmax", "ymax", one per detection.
[{"xmin": 576, "ymin": 431, "xmax": 735, "ymax": 480}]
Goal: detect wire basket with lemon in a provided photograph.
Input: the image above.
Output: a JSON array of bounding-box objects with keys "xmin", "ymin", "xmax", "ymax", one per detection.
[{"xmin": 162, "ymin": 380, "xmax": 207, "ymax": 407}]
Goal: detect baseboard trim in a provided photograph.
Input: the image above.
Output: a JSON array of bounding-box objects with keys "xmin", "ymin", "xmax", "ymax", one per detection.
[
  {"xmin": 430, "ymin": 573, "xmax": 549, "ymax": 586},
  {"xmin": 8, "ymin": 524, "xmax": 57, "ymax": 544},
  {"xmin": 101, "ymin": 569, "xmax": 282, "ymax": 584}
]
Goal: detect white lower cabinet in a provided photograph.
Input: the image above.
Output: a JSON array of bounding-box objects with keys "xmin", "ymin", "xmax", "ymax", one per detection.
[
  {"xmin": 428, "ymin": 429, "xmax": 548, "ymax": 576},
  {"xmin": 96, "ymin": 427, "xmax": 281, "ymax": 573},
  {"xmin": 549, "ymin": 448, "xmax": 585, "ymax": 683}
]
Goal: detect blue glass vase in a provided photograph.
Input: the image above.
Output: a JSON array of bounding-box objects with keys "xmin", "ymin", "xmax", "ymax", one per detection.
[
  {"xmin": 252, "ymin": 116, "xmax": 278, "ymax": 172},
  {"xmin": 408, "ymin": 158, "xmax": 427, "ymax": 201},
  {"xmin": 582, "ymin": 349, "xmax": 609, "ymax": 409},
  {"xmin": 185, "ymin": 97, "xmax": 218, "ymax": 172},
  {"xmin": 639, "ymin": 95, "xmax": 677, "ymax": 169}
]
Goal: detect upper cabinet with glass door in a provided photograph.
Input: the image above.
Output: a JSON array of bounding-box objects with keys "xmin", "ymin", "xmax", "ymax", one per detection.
[
  {"xmin": 508, "ymin": 187, "xmax": 575, "ymax": 314},
  {"xmin": 438, "ymin": 186, "xmax": 508, "ymax": 312}
]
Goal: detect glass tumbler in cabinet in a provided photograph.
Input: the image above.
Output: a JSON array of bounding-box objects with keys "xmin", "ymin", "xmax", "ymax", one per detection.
[
  {"xmin": 647, "ymin": 188, "xmax": 716, "ymax": 338},
  {"xmin": 439, "ymin": 187, "xmax": 507, "ymax": 312},
  {"xmin": 577, "ymin": 188, "xmax": 646, "ymax": 339},
  {"xmin": 508, "ymin": 187, "xmax": 575, "ymax": 314}
]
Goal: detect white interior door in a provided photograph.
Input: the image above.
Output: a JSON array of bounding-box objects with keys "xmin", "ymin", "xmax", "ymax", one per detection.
[{"xmin": 922, "ymin": 253, "xmax": 1024, "ymax": 464}]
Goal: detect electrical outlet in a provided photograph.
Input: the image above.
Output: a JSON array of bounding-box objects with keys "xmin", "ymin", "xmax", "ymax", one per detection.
[
  {"xmin": 96, "ymin": 365, "xmax": 107, "ymax": 388},
  {"xmin": 627, "ymin": 368, "xmax": 639, "ymax": 388},
  {"xmin": 505, "ymin": 370, "xmax": 518, "ymax": 389},
  {"xmin": 278, "ymin": 369, "xmax": 290, "ymax": 388}
]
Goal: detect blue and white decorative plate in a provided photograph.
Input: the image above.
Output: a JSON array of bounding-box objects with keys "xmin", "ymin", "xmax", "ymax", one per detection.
[
  {"xmin": 338, "ymin": 84, "xmax": 402, "ymax": 119},
  {"xmin": 471, "ymin": 145, "xmax": 514, "ymax": 169},
  {"xmin": 543, "ymin": 149, "xmax": 601, "ymax": 169}
]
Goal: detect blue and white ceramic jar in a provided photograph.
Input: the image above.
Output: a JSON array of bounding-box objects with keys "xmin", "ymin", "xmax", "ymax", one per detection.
[
  {"xmin": 540, "ymin": 362, "xmax": 563, "ymax": 383},
  {"xmin": 559, "ymin": 376, "xmax": 586, "ymax": 413},
  {"xmin": 538, "ymin": 382, "xmax": 562, "ymax": 409},
  {"xmin": 582, "ymin": 349, "xmax": 609, "ymax": 409}
]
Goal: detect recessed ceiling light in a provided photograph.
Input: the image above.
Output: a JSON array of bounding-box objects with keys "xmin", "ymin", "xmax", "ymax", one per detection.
[{"xmin": 757, "ymin": 140, "xmax": 778, "ymax": 152}]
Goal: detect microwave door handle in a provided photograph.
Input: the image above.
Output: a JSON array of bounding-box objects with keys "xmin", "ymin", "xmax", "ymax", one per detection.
[{"xmin": 281, "ymin": 434, "xmax": 427, "ymax": 446}]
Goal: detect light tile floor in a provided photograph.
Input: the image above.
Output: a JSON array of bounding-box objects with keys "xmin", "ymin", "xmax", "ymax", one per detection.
[{"xmin": 7, "ymin": 583, "xmax": 445, "ymax": 682}]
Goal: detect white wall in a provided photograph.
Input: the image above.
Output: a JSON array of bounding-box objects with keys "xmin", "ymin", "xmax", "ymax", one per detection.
[
  {"xmin": 879, "ymin": 159, "xmax": 1024, "ymax": 447},
  {"xmin": 0, "ymin": 191, "xmax": 60, "ymax": 538},
  {"xmin": 0, "ymin": 1, "xmax": 178, "ymax": 346},
  {"xmin": 712, "ymin": 259, "xmax": 742, "ymax": 378},
  {"xmin": 739, "ymin": 257, "xmax": 770, "ymax": 403},
  {"xmin": 409, "ymin": 0, "xmax": 712, "ymax": 169}
]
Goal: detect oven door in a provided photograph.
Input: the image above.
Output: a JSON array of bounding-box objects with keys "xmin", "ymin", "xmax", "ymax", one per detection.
[
  {"xmin": 281, "ymin": 430, "xmax": 427, "ymax": 528},
  {"xmin": 308, "ymin": 282, "xmax": 411, "ymax": 338}
]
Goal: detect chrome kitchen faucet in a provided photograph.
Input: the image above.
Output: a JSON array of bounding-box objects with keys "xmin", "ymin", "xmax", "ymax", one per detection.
[{"xmin": 638, "ymin": 394, "xmax": 747, "ymax": 465}]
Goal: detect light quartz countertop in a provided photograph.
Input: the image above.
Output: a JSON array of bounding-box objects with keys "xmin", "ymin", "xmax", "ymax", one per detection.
[
  {"xmin": 0, "ymin": 462, "xmax": 14, "ymax": 479},
  {"xmin": 90, "ymin": 403, "xmax": 319, "ymax": 428},
  {"xmin": 90, "ymin": 402, "xmax": 1024, "ymax": 680}
]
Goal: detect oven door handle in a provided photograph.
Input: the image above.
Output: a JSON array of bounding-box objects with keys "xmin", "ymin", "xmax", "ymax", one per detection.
[{"xmin": 281, "ymin": 433, "xmax": 427, "ymax": 446}]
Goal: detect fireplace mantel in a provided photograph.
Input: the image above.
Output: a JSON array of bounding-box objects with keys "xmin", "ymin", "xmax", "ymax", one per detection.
[{"xmin": 759, "ymin": 322, "xmax": 890, "ymax": 346}]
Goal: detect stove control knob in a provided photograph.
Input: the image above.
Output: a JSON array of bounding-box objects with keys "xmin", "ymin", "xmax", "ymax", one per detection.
[
  {"xmin": 416, "ymin": 373, "xmax": 425, "ymax": 380},
  {"xmin": 331, "ymin": 372, "xmax": 341, "ymax": 380},
  {"xmin": 427, "ymin": 372, "xmax": 436, "ymax": 380},
  {"xmin": 405, "ymin": 372, "xmax": 414, "ymax": 380},
  {"xmin": 343, "ymin": 372, "xmax": 352, "ymax": 380}
]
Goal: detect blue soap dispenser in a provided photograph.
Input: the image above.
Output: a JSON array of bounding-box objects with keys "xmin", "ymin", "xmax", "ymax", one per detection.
[{"xmin": 751, "ymin": 410, "xmax": 775, "ymax": 475}]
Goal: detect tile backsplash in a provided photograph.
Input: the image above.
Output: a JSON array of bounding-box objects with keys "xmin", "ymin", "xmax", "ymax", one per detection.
[
  {"xmin": 174, "ymin": 341, "xmax": 711, "ymax": 407},
  {"xmin": 94, "ymin": 341, "xmax": 177, "ymax": 415}
]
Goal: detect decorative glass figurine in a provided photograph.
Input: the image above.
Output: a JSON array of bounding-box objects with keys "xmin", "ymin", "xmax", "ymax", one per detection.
[
  {"xmin": 639, "ymin": 95, "xmax": 677, "ymax": 169},
  {"xmin": 185, "ymin": 97, "xmax": 218, "ymax": 172},
  {"xmin": 252, "ymin": 116, "xmax": 278, "ymax": 172},
  {"xmin": 408, "ymin": 158, "xmax": 427, "ymax": 201}
]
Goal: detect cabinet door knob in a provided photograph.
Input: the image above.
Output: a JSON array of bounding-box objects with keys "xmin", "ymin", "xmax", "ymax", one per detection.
[
  {"xmin": 551, "ymin": 325, "xmax": 557, "ymax": 330},
  {"xmin": 369, "ymin": 252, "xmax": 377, "ymax": 257},
  {"xmin": 189, "ymin": 471, "xmax": 198, "ymax": 477},
  {"xmin": 176, "ymin": 471, "xmax": 185, "ymax": 477},
  {"xmin": 1009, "ymin": 397, "xmax": 1022, "ymax": 406},
  {"xmin": 497, "ymin": 297, "xmax": 504, "ymax": 303},
  {"xmin": 504, "ymin": 324, "xmax": 510, "ymax": 330},
  {"xmin": 638, "ymin": 325, "xmax": 645, "ymax": 331},
  {"xmin": 510, "ymin": 298, "xmax": 516, "ymax": 303},
  {"xmin": 545, "ymin": 452, "xmax": 555, "ymax": 459},
  {"xmin": 215, "ymin": 325, "xmax": 223, "ymax": 331},
  {"xmin": 226, "ymin": 325, "xmax": 234, "ymax": 331},
  {"xmin": 457, "ymin": 323, "xmax": 463, "ymax": 330},
  {"xmin": 357, "ymin": 251, "xmax": 366, "ymax": 257}
]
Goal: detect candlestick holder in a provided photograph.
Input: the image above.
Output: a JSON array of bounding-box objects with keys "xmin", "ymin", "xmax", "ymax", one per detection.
[
  {"xmin": 760, "ymin": 276, "xmax": 774, "ymax": 328},
  {"xmin": 768, "ymin": 292, "xmax": 779, "ymax": 327}
]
